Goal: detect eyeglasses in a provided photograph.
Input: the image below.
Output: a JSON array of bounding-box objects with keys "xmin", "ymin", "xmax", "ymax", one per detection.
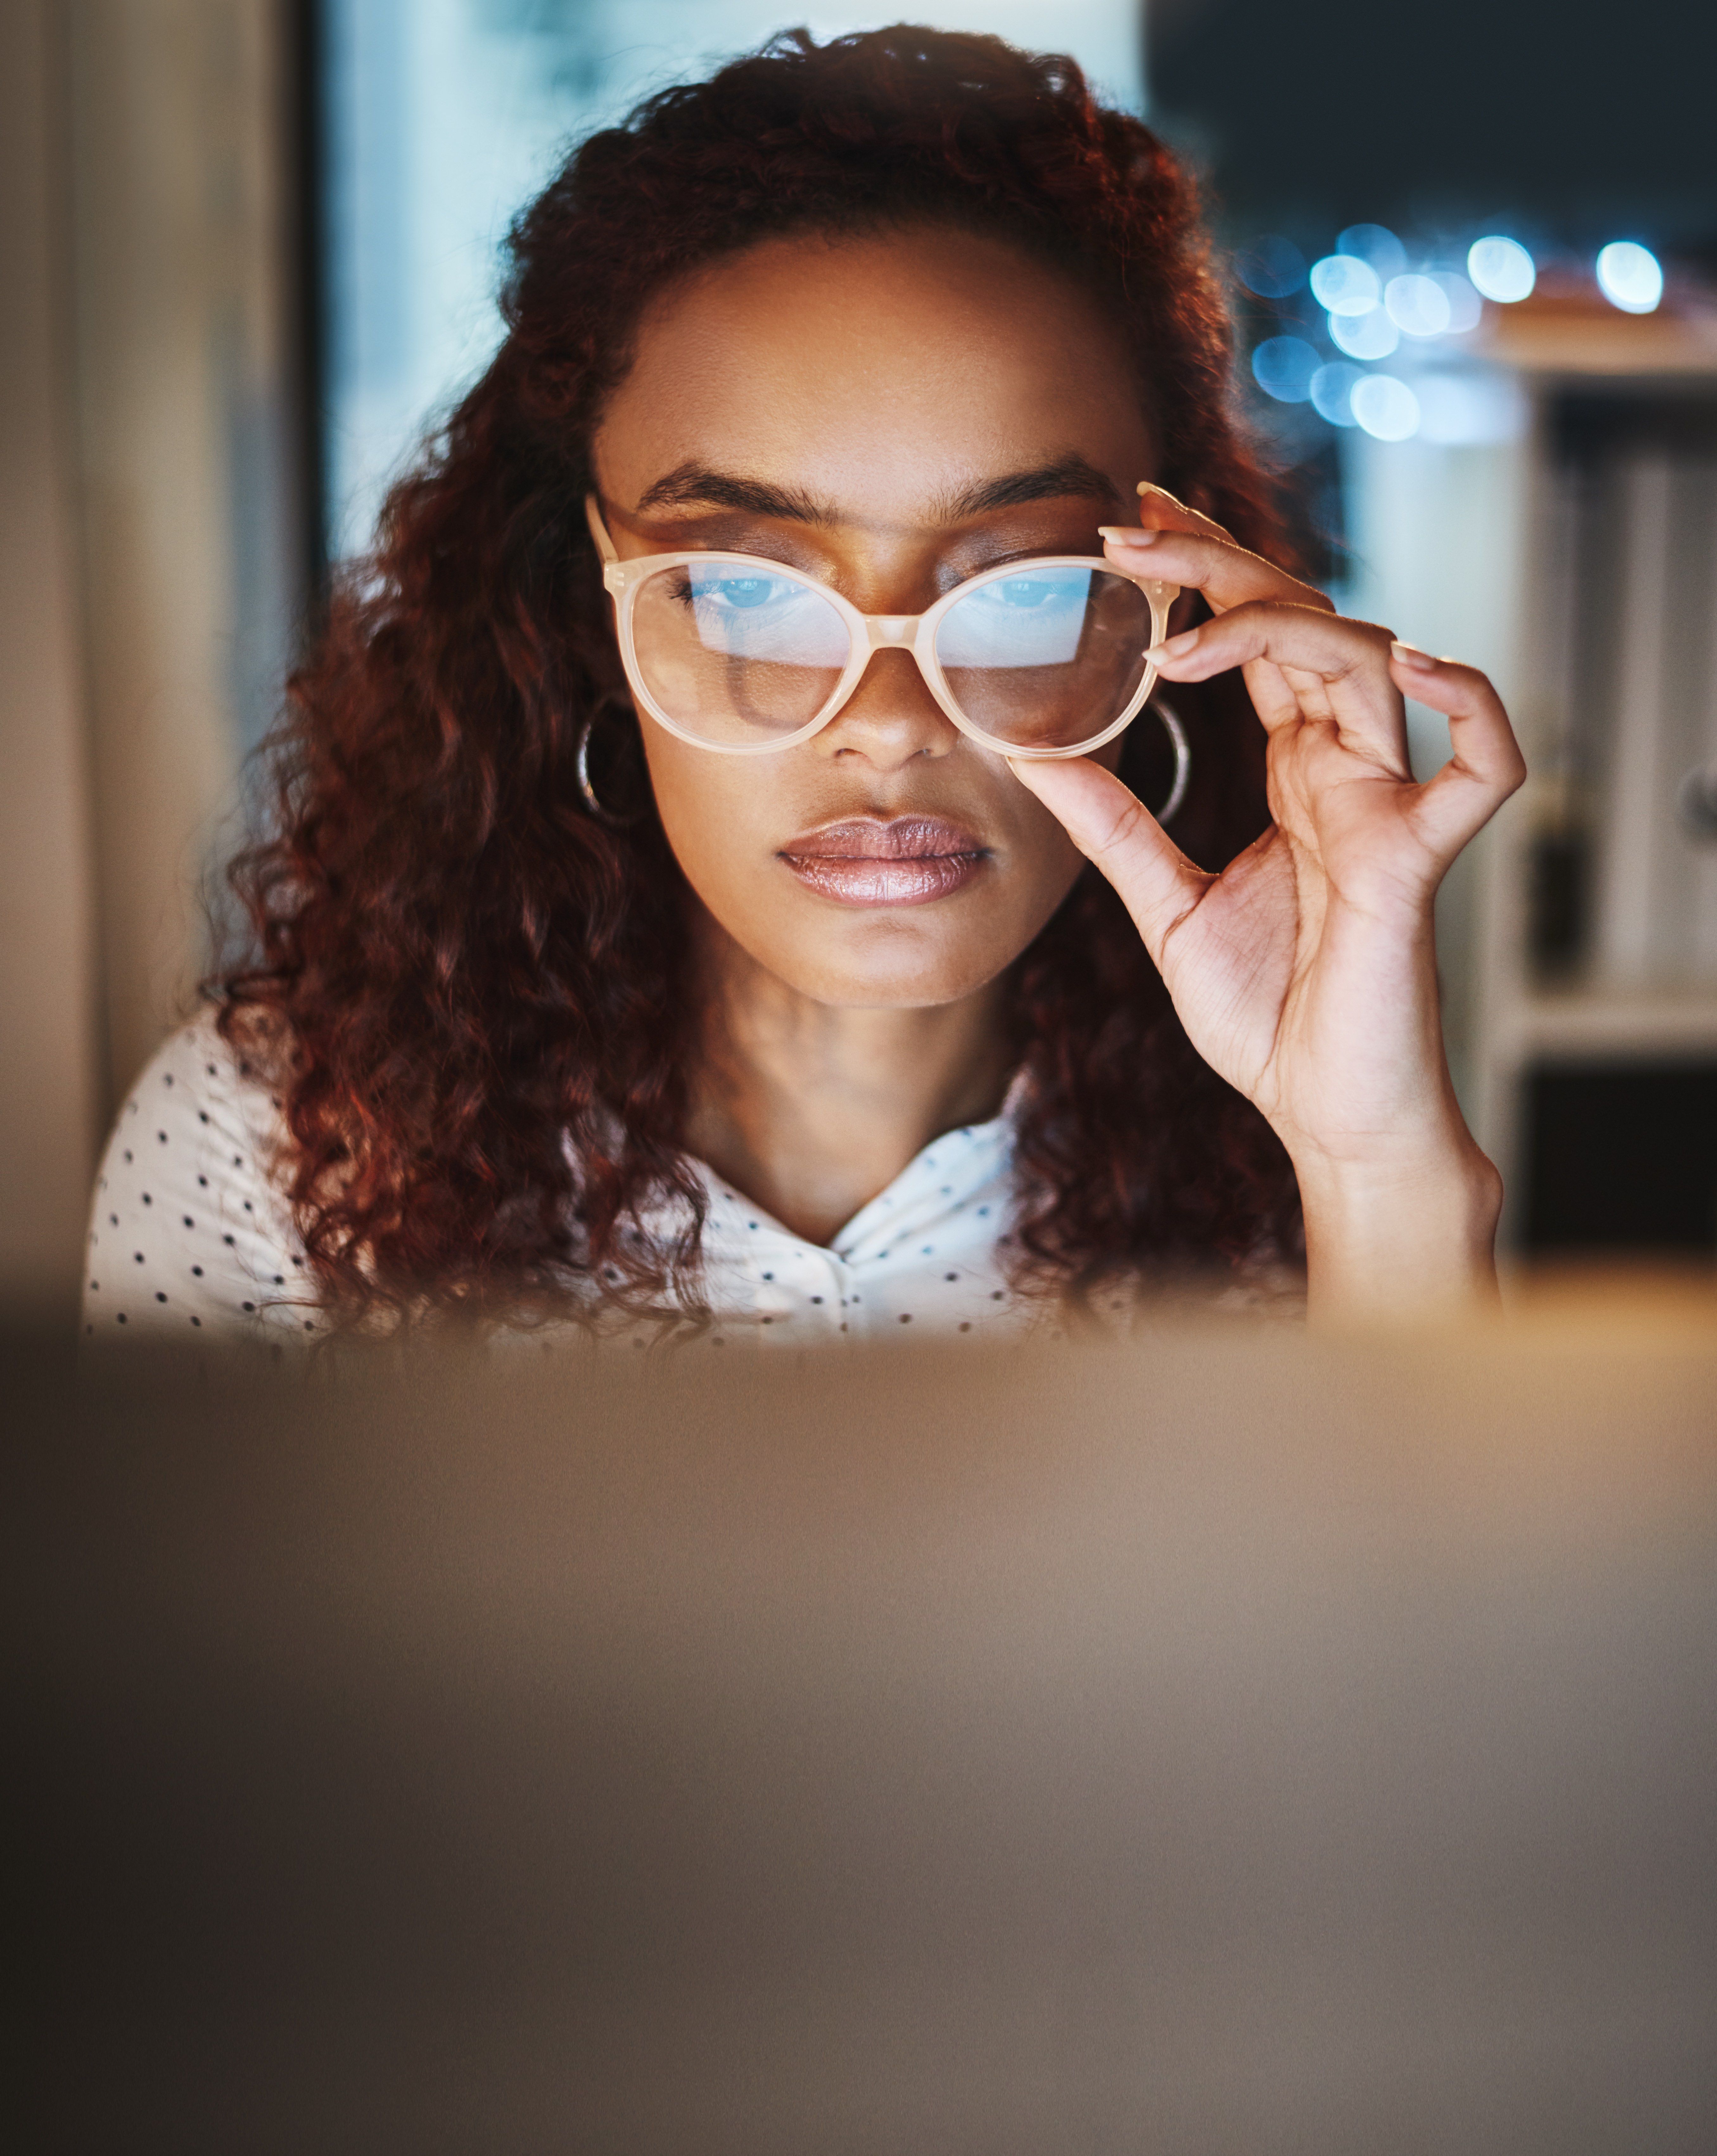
[{"xmin": 586, "ymin": 496, "xmax": 1179, "ymax": 760}]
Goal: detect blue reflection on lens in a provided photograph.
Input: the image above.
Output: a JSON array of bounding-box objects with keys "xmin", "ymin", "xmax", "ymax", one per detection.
[
  {"xmin": 681, "ymin": 562, "xmax": 848, "ymax": 663},
  {"xmin": 937, "ymin": 568, "xmax": 1091, "ymax": 668},
  {"xmin": 706, "ymin": 575, "xmax": 778, "ymax": 608}
]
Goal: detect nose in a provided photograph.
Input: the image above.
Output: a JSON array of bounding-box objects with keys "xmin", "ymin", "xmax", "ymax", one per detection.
[{"xmin": 820, "ymin": 646, "xmax": 958, "ymax": 769}]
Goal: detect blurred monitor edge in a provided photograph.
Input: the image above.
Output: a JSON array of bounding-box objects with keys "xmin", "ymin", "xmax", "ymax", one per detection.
[{"xmin": 9, "ymin": 1313, "xmax": 1717, "ymax": 2154}]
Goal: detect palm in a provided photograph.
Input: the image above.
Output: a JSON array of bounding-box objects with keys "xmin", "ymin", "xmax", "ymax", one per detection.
[
  {"xmin": 1154, "ymin": 700, "xmax": 1447, "ymax": 1156},
  {"xmin": 1014, "ymin": 498, "xmax": 1524, "ymax": 1177}
]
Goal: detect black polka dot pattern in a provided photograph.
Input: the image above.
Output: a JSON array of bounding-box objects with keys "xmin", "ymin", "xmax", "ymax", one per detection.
[
  {"xmin": 84, "ymin": 1017, "xmax": 1043, "ymax": 1351},
  {"xmin": 81, "ymin": 1015, "xmax": 325, "ymax": 1347}
]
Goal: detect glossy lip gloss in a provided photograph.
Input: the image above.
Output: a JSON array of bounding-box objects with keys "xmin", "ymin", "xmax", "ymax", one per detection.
[{"xmin": 777, "ymin": 817, "xmax": 991, "ymax": 906}]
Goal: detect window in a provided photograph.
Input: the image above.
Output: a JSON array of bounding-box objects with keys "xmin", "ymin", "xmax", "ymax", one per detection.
[{"xmin": 321, "ymin": 2, "xmax": 1144, "ymax": 560}]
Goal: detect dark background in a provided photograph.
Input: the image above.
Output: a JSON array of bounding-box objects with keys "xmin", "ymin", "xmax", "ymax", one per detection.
[{"xmin": 1149, "ymin": 0, "xmax": 1717, "ymax": 251}]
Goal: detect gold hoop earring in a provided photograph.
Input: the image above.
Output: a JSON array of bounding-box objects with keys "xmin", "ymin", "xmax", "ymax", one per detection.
[{"xmin": 576, "ymin": 697, "xmax": 645, "ymax": 828}]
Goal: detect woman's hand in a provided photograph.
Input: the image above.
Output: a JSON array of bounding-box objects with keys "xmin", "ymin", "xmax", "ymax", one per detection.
[{"xmin": 1008, "ymin": 484, "xmax": 1526, "ymax": 1320}]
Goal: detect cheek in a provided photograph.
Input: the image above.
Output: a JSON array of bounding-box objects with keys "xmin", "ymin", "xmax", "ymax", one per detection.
[{"xmin": 640, "ymin": 730, "xmax": 781, "ymax": 918}]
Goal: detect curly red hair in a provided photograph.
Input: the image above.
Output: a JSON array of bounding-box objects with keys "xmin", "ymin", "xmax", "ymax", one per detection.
[{"xmin": 219, "ymin": 23, "xmax": 1304, "ymax": 1325}]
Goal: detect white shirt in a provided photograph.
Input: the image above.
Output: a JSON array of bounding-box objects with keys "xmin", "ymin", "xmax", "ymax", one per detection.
[{"xmin": 82, "ymin": 1014, "xmax": 1050, "ymax": 1349}]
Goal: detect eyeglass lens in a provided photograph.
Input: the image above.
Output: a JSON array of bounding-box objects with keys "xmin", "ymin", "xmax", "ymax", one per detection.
[
  {"xmin": 632, "ymin": 564, "xmax": 847, "ymax": 745},
  {"xmin": 935, "ymin": 568, "xmax": 1152, "ymax": 751},
  {"xmin": 630, "ymin": 560, "xmax": 1152, "ymax": 750}
]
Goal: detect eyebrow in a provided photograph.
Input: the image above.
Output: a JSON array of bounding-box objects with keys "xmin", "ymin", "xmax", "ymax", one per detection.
[{"xmin": 633, "ymin": 454, "xmax": 1122, "ymax": 524}]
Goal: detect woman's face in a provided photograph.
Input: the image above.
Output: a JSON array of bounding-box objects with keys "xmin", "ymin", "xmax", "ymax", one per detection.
[{"xmin": 590, "ymin": 225, "xmax": 1156, "ymax": 1009}]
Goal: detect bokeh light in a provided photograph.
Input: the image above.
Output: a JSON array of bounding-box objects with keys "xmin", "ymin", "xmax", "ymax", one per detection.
[
  {"xmin": 1328, "ymin": 307, "xmax": 1400, "ymax": 360},
  {"xmin": 1466, "ymin": 235, "xmax": 1536, "ymax": 303},
  {"xmin": 1385, "ymin": 273, "xmax": 1452, "ymax": 337},
  {"xmin": 1596, "ymin": 241, "xmax": 1663, "ymax": 313},
  {"xmin": 1234, "ymin": 235, "xmax": 1307, "ymax": 299},
  {"xmin": 1434, "ymin": 272, "xmax": 1484, "ymax": 334},
  {"xmin": 1350, "ymin": 373, "xmax": 1421, "ymax": 441},
  {"xmin": 1251, "ymin": 335, "xmax": 1320, "ymax": 402},
  {"xmin": 1311, "ymin": 362, "xmax": 1364, "ymax": 427},
  {"xmin": 1310, "ymin": 254, "xmax": 1381, "ymax": 317},
  {"xmin": 1336, "ymin": 223, "xmax": 1408, "ymax": 282}
]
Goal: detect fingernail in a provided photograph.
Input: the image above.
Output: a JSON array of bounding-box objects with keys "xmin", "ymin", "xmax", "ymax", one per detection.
[
  {"xmin": 1390, "ymin": 640, "xmax": 1437, "ymax": 671},
  {"xmin": 1098, "ymin": 525, "xmax": 1159, "ymax": 546},
  {"xmin": 1146, "ymin": 629, "xmax": 1200, "ymax": 660},
  {"xmin": 1136, "ymin": 480, "xmax": 1186, "ymax": 506}
]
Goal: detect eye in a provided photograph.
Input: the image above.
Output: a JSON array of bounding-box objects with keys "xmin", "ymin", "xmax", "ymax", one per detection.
[
  {"xmin": 674, "ymin": 568, "xmax": 804, "ymax": 612},
  {"xmin": 985, "ymin": 575, "xmax": 1072, "ymax": 611},
  {"xmin": 709, "ymin": 574, "xmax": 787, "ymax": 609}
]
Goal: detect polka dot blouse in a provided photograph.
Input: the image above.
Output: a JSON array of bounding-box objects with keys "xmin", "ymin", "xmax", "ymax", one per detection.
[{"xmin": 82, "ymin": 1013, "xmax": 1046, "ymax": 1349}]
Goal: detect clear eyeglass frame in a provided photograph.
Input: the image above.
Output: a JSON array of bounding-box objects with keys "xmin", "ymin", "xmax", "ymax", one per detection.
[{"xmin": 584, "ymin": 494, "xmax": 1180, "ymax": 761}]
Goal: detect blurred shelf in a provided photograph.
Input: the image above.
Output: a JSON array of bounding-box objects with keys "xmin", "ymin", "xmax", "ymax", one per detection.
[
  {"xmin": 1341, "ymin": 283, "xmax": 1717, "ymax": 1255},
  {"xmin": 1502, "ymin": 989, "xmax": 1717, "ymax": 1062},
  {"xmin": 1477, "ymin": 292, "xmax": 1717, "ymax": 380}
]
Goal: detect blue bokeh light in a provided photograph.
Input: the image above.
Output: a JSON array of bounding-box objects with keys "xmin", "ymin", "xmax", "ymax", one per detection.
[
  {"xmin": 1311, "ymin": 362, "xmax": 1364, "ymax": 428},
  {"xmin": 1328, "ymin": 307, "xmax": 1400, "ymax": 360},
  {"xmin": 1350, "ymin": 374, "xmax": 1421, "ymax": 442},
  {"xmin": 1251, "ymin": 335, "xmax": 1320, "ymax": 403},
  {"xmin": 1235, "ymin": 235, "xmax": 1307, "ymax": 299},
  {"xmin": 1385, "ymin": 274, "xmax": 1452, "ymax": 338},
  {"xmin": 1596, "ymin": 241, "xmax": 1663, "ymax": 313},
  {"xmin": 1310, "ymin": 255, "xmax": 1381, "ymax": 317},
  {"xmin": 1434, "ymin": 272, "xmax": 1484, "ymax": 334},
  {"xmin": 1336, "ymin": 224, "xmax": 1407, "ymax": 282},
  {"xmin": 1466, "ymin": 236, "xmax": 1536, "ymax": 303}
]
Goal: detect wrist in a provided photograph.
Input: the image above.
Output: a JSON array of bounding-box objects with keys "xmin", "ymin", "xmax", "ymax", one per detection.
[{"xmin": 1292, "ymin": 1138, "xmax": 1503, "ymax": 1322}]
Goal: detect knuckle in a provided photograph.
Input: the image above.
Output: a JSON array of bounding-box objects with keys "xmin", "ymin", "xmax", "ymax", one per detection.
[
  {"xmin": 1090, "ymin": 789, "xmax": 1151, "ymax": 858},
  {"xmin": 1275, "ymin": 570, "xmax": 1335, "ymax": 612}
]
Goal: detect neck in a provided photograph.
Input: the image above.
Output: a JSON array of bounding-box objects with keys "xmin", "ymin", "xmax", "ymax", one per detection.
[{"xmin": 682, "ymin": 911, "xmax": 1014, "ymax": 1249}]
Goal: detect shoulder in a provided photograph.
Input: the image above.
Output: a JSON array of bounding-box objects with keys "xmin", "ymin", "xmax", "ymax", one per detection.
[{"xmin": 82, "ymin": 1010, "xmax": 325, "ymax": 1346}]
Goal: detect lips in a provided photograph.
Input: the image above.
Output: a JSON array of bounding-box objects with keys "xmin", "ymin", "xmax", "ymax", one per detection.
[{"xmin": 778, "ymin": 816, "xmax": 991, "ymax": 907}]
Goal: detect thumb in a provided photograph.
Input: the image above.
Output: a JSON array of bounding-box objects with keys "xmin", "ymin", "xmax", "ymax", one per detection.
[{"xmin": 1006, "ymin": 756, "xmax": 1210, "ymax": 963}]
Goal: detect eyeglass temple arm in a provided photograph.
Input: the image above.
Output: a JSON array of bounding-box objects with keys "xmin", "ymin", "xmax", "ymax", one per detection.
[{"xmin": 584, "ymin": 492, "xmax": 620, "ymax": 566}]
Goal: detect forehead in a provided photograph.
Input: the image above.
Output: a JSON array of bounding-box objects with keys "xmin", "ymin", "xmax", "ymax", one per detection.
[{"xmin": 593, "ymin": 226, "xmax": 1152, "ymax": 521}]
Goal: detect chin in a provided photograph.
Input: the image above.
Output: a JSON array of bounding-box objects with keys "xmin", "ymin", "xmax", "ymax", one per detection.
[{"xmin": 779, "ymin": 916, "xmax": 1022, "ymax": 1010}]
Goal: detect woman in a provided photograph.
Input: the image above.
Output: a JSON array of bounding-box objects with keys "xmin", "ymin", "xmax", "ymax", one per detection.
[{"xmin": 84, "ymin": 26, "xmax": 1522, "ymax": 1348}]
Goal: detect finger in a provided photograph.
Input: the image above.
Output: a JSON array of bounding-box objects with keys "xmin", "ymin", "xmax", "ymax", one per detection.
[
  {"xmin": 1389, "ymin": 645, "xmax": 1528, "ymax": 853},
  {"xmin": 1097, "ymin": 523, "xmax": 1333, "ymax": 619},
  {"xmin": 1148, "ymin": 601, "xmax": 1398, "ymax": 688},
  {"xmin": 1137, "ymin": 479, "xmax": 1236, "ymax": 541},
  {"xmin": 1006, "ymin": 754, "xmax": 1209, "ymax": 964},
  {"xmin": 1150, "ymin": 601, "xmax": 1410, "ymax": 768}
]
